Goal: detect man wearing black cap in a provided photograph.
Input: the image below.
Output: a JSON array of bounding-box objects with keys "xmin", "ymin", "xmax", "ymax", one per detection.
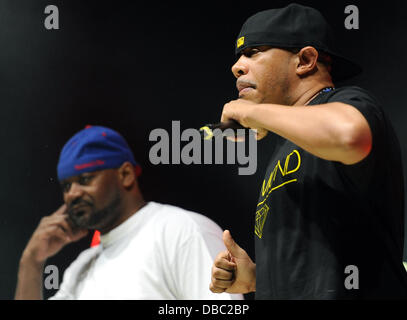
[
  {"xmin": 15, "ymin": 125, "xmax": 242, "ymax": 300},
  {"xmin": 210, "ymin": 3, "xmax": 407, "ymax": 299}
]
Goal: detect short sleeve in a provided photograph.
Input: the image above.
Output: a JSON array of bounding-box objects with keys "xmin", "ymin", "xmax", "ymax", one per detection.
[{"xmin": 327, "ymin": 87, "xmax": 385, "ymax": 188}]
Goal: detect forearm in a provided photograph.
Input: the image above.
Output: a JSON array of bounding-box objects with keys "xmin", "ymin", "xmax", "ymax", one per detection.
[
  {"xmin": 15, "ymin": 253, "xmax": 44, "ymax": 300},
  {"xmin": 14, "ymin": 204, "xmax": 87, "ymax": 300},
  {"xmin": 249, "ymin": 102, "xmax": 371, "ymax": 164}
]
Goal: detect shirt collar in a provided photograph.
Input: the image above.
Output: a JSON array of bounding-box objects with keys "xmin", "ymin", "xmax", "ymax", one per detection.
[{"xmin": 99, "ymin": 201, "xmax": 154, "ymax": 248}]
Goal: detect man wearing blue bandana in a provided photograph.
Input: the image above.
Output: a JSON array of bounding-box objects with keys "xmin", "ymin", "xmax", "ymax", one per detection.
[{"xmin": 15, "ymin": 125, "xmax": 243, "ymax": 300}]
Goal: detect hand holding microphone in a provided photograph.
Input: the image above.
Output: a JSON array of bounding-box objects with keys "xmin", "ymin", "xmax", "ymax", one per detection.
[
  {"xmin": 200, "ymin": 98, "xmax": 268, "ymax": 141},
  {"xmin": 200, "ymin": 119, "xmax": 247, "ymax": 140}
]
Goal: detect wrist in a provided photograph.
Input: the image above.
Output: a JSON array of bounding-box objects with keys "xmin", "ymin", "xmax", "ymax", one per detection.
[
  {"xmin": 246, "ymin": 103, "xmax": 269, "ymax": 131},
  {"xmin": 20, "ymin": 250, "xmax": 46, "ymax": 270}
]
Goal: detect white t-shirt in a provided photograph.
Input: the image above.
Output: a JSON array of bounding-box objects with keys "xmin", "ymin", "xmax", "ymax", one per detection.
[{"xmin": 49, "ymin": 201, "xmax": 243, "ymax": 300}]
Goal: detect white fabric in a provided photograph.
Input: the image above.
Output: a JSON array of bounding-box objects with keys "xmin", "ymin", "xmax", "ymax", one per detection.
[{"xmin": 49, "ymin": 201, "xmax": 242, "ymax": 300}]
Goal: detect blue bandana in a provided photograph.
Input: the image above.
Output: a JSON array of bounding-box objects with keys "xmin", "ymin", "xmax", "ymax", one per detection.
[{"xmin": 57, "ymin": 125, "xmax": 141, "ymax": 181}]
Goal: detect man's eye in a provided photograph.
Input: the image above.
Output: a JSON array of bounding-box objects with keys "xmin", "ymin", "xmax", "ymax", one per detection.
[
  {"xmin": 245, "ymin": 48, "xmax": 260, "ymax": 57},
  {"xmin": 61, "ymin": 183, "xmax": 71, "ymax": 193},
  {"xmin": 79, "ymin": 176, "xmax": 93, "ymax": 184}
]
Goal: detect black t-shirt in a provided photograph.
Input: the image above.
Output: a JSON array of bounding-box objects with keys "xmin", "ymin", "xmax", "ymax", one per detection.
[{"xmin": 255, "ymin": 86, "xmax": 407, "ymax": 299}]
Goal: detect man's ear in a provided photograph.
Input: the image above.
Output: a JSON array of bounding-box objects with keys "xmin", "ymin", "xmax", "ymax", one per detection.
[
  {"xmin": 295, "ymin": 46, "xmax": 319, "ymax": 77},
  {"xmin": 118, "ymin": 162, "xmax": 136, "ymax": 189}
]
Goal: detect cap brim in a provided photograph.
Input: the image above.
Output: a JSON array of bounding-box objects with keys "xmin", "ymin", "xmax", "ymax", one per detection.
[{"xmin": 328, "ymin": 53, "xmax": 362, "ymax": 82}]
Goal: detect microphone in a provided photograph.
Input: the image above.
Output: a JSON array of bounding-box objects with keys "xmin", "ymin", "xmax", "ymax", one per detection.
[{"xmin": 199, "ymin": 120, "xmax": 247, "ymax": 140}]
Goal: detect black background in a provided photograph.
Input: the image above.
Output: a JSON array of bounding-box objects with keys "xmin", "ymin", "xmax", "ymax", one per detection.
[{"xmin": 1, "ymin": 0, "xmax": 406, "ymax": 299}]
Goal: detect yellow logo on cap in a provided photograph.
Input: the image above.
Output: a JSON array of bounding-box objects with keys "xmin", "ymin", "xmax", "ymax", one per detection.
[{"xmin": 237, "ymin": 36, "xmax": 245, "ymax": 48}]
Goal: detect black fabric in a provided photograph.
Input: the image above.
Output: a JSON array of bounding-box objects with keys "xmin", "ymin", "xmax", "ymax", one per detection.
[
  {"xmin": 235, "ymin": 3, "xmax": 362, "ymax": 82},
  {"xmin": 254, "ymin": 86, "xmax": 407, "ymax": 299}
]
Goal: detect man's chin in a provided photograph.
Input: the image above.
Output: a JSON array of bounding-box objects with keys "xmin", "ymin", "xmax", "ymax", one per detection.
[
  {"xmin": 69, "ymin": 210, "xmax": 97, "ymax": 229},
  {"xmin": 81, "ymin": 210, "xmax": 118, "ymax": 233},
  {"xmin": 69, "ymin": 217, "xmax": 90, "ymax": 231},
  {"xmin": 238, "ymin": 93, "xmax": 261, "ymax": 103}
]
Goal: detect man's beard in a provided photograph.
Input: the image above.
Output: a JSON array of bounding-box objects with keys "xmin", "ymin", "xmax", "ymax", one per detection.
[{"xmin": 68, "ymin": 190, "xmax": 122, "ymax": 232}]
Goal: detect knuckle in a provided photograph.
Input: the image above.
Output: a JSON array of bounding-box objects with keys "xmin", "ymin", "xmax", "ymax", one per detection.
[
  {"xmin": 215, "ymin": 251, "xmax": 227, "ymax": 262},
  {"xmin": 214, "ymin": 258, "xmax": 222, "ymax": 267},
  {"xmin": 214, "ymin": 260, "xmax": 224, "ymax": 269},
  {"xmin": 209, "ymin": 284, "xmax": 221, "ymax": 293},
  {"xmin": 213, "ymin": 269, "xmax": 223, "ymax": 278},
  {"xmin": 46, "ymin": 225, "xmax": 58, "ymax": 234},
  {"xmin": 212, "ymin": 278, "xmax": 222, "ymax": 286}
]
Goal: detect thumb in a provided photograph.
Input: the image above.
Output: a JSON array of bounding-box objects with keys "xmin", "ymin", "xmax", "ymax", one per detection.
[{"xmin": 223, "ymin": 230, "xmax": 245, "ymax": 258}]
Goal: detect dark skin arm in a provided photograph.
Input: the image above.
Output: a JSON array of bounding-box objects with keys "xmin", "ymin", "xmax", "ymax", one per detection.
[
  {"xmin": 15, "ymin": 204, "xmax": 88, "ymax": 300},
  {"xmin": 221, "ymin": 100, "xmax": 372, "ymax": 165}
]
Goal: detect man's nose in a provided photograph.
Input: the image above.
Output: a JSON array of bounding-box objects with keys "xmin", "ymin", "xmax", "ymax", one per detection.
[{"xmin": 231, "ymin": 57, "xmax": 249, "ymax": 78}]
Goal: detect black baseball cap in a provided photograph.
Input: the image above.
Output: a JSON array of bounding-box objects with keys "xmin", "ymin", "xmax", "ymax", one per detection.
[{"xmin": 235, "ymin": 3, "xmax": 362, "ymax": 82}]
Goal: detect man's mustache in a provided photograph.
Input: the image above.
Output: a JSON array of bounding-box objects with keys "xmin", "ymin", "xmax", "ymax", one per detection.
[{"xmin": 67, "ymin": 199, "xmax": 94, "ymax": 214}]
